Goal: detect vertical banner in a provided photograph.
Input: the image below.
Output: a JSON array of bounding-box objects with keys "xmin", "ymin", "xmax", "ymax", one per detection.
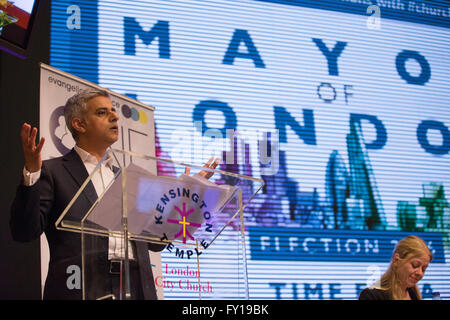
[{"xmin": 38, "ymin": 63, "xmax": 159, "ymax": 298}]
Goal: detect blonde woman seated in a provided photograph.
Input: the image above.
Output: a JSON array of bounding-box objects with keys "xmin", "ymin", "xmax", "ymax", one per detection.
[{"xmin": 359, "ymin": 235, "xmax": 432, "ymax": 300}]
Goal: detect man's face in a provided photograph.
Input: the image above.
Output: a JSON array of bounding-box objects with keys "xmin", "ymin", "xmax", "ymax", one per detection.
[{"xmin": 82, "ymin": 95, "xmax": 119, "ymax": 147}]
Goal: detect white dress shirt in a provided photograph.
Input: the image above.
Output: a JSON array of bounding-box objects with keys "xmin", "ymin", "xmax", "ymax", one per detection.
[{"xmin": 23, "ymin": 145, "xmax": 135, "ymax": 260}]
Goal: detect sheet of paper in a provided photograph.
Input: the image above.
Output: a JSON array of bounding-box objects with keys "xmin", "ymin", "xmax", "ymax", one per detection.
[{"xmin": 85, "ymin": 163, "xmax": 237, "ymax": 243}]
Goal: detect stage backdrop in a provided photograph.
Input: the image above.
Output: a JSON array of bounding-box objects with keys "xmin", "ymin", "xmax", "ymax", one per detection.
[
  {"xmin": 39, "ymin": 63, "xmax": 163, "ymax": 299},
  {"xmin": 49, "ymin": 0, "xmax": 450, "ymax": 299}
]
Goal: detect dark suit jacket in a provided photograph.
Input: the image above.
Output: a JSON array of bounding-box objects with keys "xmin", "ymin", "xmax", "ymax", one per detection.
[{"xmin": 10, "ymin": 149, "xmax": 165, "ymax": 300}]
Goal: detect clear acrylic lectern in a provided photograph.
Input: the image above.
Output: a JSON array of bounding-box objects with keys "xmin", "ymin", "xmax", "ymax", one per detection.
[{"xmin": 55, "ymin": 148, "xmax": 264, "ymax": 300}]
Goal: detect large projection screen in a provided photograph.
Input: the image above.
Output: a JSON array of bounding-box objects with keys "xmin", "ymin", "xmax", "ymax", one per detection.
[{"xmin": 50, "ymin": 0, "xmax": 450, "ymax": 299}]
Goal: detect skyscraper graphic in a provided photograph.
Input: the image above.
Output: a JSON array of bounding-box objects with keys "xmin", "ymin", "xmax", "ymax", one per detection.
[
  {"xmin": 325, "ymin": 150, "xmax": 351, "ymax": 229},
  {"xmin": 217, "ymin": 132, "xmax": 312, "ymax": 227},
  {"xmin": 346, "ymin": 120, "xmax": 386, "ymax": 230},
  {"xmin": 215, "ymin": 133, "xmax": 258, "ymax": 228},
  {"xmin": 296, "ymin": 188, "xmax": 323, "ymax": 228},
  {"xmin": 419, "ymin": 182, "xmax": 449, "ymax": 231},
  {"xmin": 397, "ymin": 201, "xmax": 418, "ymax": 231},
  {"xmin": 259, "ymin": 150, "xmax": 299, "ymax": 225},
  {"xmin": 218, "ymin": 132, "xmax": 253, "ymax": 197}
]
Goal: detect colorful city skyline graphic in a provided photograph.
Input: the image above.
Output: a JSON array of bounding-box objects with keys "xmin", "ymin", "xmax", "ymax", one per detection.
[{"xmin": 155, "ymin": 117, "xmax": 449, "ymax": 234}]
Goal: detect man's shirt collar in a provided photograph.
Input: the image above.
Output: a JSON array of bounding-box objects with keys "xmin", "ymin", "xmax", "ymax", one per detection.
[{"xmin": 74, "ymin": 145, "xmax": 114, "ymax": 168}]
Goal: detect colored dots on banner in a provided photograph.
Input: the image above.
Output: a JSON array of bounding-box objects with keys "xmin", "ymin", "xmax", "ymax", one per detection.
[{"xmin": 122, "ymin": 104, "xmax": 148, "ymax": 124}]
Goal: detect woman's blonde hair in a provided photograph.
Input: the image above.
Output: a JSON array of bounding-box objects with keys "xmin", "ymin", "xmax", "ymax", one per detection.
[{"xmin": 379, "ymin": 235, "xmax": 433, "ymax": 300}]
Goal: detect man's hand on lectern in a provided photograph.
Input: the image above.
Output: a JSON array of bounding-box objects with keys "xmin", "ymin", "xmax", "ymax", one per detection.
[
  {"xmin": 184, "ymin": 156, "xmax": 220, "ymax": 180},
  {"xmin": 21, "ymin": 123, "xmax": 45, "ymax": 173}
]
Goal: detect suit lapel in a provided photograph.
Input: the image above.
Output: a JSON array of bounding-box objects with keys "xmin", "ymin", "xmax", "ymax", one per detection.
[{"xmin": 62, "ymin": 149, "xmax": 98, "ymax": 206}]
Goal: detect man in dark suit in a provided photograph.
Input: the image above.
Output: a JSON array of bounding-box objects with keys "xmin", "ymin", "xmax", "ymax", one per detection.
[{"xmin": 10, "ymin": 88, "xmax": 165, "ymax": 300}]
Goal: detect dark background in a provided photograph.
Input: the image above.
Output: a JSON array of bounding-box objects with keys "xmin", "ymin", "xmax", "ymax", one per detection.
[{"xmin": 0, "ymin": 0, "xmax": 50, "ymax": 299}]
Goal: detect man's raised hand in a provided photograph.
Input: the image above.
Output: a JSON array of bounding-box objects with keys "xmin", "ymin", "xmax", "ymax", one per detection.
[
  {"xmin": 184, "ymin": 156, "xmax": 220, "ymax": 180},
  {"xmin": 21, "ymin": 123, "xmax": 45, "ymax": 173}
]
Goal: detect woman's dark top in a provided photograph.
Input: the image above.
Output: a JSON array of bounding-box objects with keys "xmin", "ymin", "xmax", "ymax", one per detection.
[{"xmin": 359, "ymin": 287, "xmax": 419, "ymax": 300}]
